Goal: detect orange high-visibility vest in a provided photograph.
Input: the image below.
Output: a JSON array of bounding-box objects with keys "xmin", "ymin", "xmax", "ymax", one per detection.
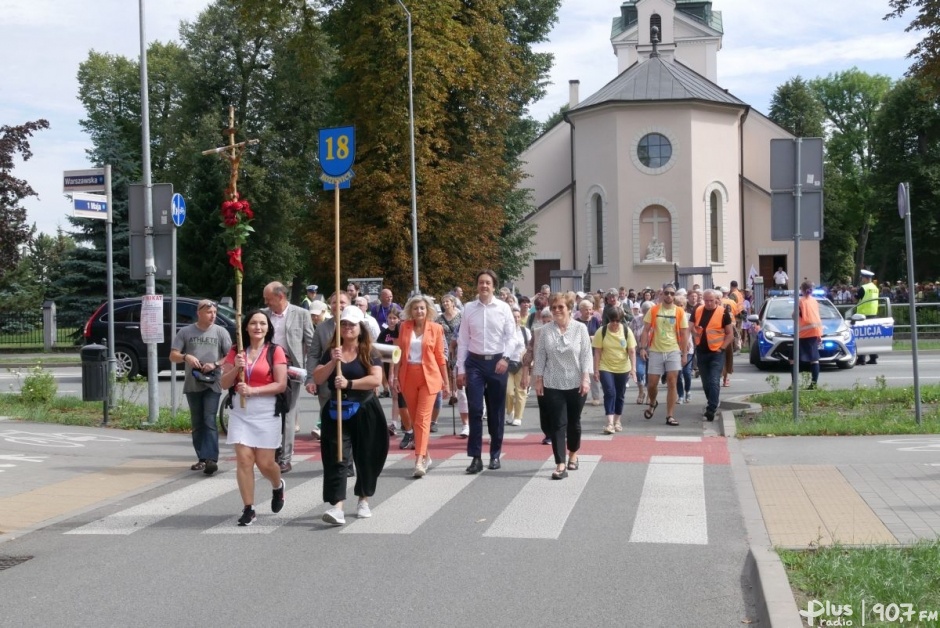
[
  {"xmin": 798, "ymin": 296, "xmax": 823, "ymax": 339},
  {"xmin": 693, "ymin": 304, "xmax": 727, "ymax": 352}
]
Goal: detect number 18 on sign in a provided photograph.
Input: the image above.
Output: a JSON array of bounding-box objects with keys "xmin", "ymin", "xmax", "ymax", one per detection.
[{"xmin": 319, "ymin": 126, "xmax": 355, "ymax": 191}]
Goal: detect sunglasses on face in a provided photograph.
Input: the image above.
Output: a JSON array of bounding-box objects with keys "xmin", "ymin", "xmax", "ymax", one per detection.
[
  {"xmin": 550, "ymin": 305, "xmax": 566, "ymax": 311},
  {"xmin": 663, "ymin": 291, "xmax": 675, "ymax": 296}
]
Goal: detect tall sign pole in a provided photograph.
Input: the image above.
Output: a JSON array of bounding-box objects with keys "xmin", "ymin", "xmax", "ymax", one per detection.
[
  {"xmin": 790, "ymin": 138, "xmax": 802, "ymax": 422},
  {"xmin": 320, "ymin": 126, "xmax": 356, "ymax": 463},
  {"xmin": 396, "ymin": 0, "xmax": 420, "ymax": 296},
  {"xmin": 170, "ymin": 193, "xmax": 187, "ymax": 420},
  {"xmin": 899, "ymin": 182, "xmax": 922, "ymax": 424},
  {"xmin": 104, "ymin": 166, "xmax": 115, "ymax": 414},
  {"xmin": 138, "ymin": 0, "xmax": 159, "ymax": 425}
]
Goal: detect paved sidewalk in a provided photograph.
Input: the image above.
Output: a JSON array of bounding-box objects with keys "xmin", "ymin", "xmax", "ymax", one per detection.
[{"xmin": 722, "ymin": 408, "xmax": 940, "ymax": 627}]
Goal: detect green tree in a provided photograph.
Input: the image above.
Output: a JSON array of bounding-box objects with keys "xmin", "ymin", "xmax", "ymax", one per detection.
[
  {"xmin": 810, "ymin": 68, "xmax": 893, "ymax": 277},
  {"xmin": 0, "ymin": 119, "xmax": 48, "ymax": 279},
  {"xmin": 887, "ymin": 0, "xmax": 940, "ymax": 88},
  {"xmin": 871, "ymin": 78, "xmax": 940, "ymax": 280},
  {"xmin": 316, "ymin": 0, "xmax": 559, "ymax": 297},
  {"xmin": 768, "ymin": 76, "xmax": 825, "ymax": 138}
]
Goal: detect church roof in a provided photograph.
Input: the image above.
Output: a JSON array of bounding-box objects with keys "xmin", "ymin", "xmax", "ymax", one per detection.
[
  {"xmin": 571, "ymin": 55, "xmax": 744, "ymax": 112},
  {"xmin": 612, "ymin": 1, "xmax": 723, "ymax": 38}
]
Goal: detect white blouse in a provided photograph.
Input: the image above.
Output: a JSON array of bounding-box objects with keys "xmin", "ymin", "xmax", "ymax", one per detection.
[
  {"xmin": 533, "ymin": 321, "xmax": 593, "ymax": 390},
  {"xmin": 408, "ymin": 331, "xmax": 424, "ymax": 364}
]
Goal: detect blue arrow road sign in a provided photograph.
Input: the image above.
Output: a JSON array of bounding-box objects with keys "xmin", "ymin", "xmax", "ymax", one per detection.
[
  {"xmin": 171, "ymin": 193, "xmax": 186, "ymax": 227},
  {"xmin": 72, "ymin": 193, "xmax": 108, "ymax": 220}
]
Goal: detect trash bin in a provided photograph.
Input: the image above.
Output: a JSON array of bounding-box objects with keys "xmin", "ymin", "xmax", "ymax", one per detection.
[{"xmin": 81, "ymin": 344, "xmax": 108, "ymax": 402}]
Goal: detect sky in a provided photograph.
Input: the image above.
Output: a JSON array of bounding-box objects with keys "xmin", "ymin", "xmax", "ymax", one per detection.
[{"xmin": 0, "ymin": 0, "xmax": 921, "ymax": 240}]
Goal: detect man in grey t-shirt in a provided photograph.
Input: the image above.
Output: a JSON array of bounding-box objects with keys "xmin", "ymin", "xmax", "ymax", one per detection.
[{"xmin": 170, "ymin": 300, "xmax": 232, "ymax": 475}]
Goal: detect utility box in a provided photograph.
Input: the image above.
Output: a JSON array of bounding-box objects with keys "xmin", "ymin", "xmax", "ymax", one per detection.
[{"xmin": 81, "ymin": 344, "xmax": 109, "ymax": 402}]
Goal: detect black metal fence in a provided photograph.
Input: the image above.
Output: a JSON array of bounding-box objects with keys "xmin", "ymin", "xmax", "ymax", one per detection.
[{"xmin": 0, "ymin": 309, "xmax": 76, "ymax": 349}]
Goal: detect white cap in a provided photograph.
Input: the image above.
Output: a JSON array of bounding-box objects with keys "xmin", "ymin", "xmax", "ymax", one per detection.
[
  {"xmin": 676, "ymin": 288, "xmax": 688, "ymax": 296},
  {"xmin": 860, "ymin": 269, "xmax": 875, "ymax": 277},
  {"xmin": 340, "ymin": 305, "xmax": 364, "ymax": 325},
  {"xmin": 309, "ymin": 300, "xmax": 328, "ymax": 314}
]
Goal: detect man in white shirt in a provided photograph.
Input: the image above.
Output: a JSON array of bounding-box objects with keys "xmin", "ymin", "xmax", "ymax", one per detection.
[
  {"xmin": 354, "ymin": 296, "xmax": 380, "ymax": 340},
  {"xmin": 456, "ymin": 270, "xmax": 522, "ymax": 473},
  {"xmin": 774, "ymin": 267, "xmax": 789, "ymax": 290}
]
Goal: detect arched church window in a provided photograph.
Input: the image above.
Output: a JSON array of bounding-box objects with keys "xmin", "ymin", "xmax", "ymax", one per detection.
[
  {"xmin": 594, "ymin": 194, "xmax": 604, "ymax": 265},
  {"xmin": 638, "ymin": 133, "xmax": 672, "ymax": 168},
  {"xmin": 709, "ymin": 190, "xmax": 722, "ymax": 263},
  {"xmin": 650, "ymin": 14, "xmax": 661, "ymax": 42}
]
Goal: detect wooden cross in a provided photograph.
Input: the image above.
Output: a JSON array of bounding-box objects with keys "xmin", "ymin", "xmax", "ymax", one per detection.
[{"xmin": 201, "ymin": 105, "xmax": 260, "ymax": 200}]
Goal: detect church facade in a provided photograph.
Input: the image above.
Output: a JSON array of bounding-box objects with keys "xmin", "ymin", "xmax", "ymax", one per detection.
[{"xmin": 517, "ymin": 0, "xmax": 819, "ymax": 293}]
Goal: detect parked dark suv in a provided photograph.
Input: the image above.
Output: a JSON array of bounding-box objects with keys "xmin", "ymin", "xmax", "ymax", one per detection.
[{"xmin": 83, "ymin": 297, "xmax": 238, "ymax": 378}]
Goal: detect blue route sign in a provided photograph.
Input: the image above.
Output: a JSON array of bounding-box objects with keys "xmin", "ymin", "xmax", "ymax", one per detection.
[
  {"xmin": 319, "ymin": 126, "xmax": 355, "ymax": 190},
  {"xmin": 171, "ymin": 193, "xmax": 186, "ymax": 227}
]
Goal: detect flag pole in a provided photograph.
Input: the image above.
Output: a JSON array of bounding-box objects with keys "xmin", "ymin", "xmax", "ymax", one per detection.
[{"xmin": 334, "ymin": 183, "xmax": 343, "ymax": 462}]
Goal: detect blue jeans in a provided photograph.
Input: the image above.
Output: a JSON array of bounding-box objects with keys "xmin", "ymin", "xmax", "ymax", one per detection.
[
  {"xmin": 696, "ymin": 351, "xmax": 723, "ymax": 414},
  {"xmin": 635, "ymin": 355, "xmax": 647, "ymax": 387},
  {"xmin": 465, "ymin": 354, "xmax": 509, "ymax": 459},
  {"xmin": 186, "ymin": 389, "xmax": 221, "ymax": 462},
  {"xmin": 599, "ymin": 371, "xmax": 628, "ymax": 416},
  {"xmin": 676, "ymin": 354, "xmax": 693, "ymax": 398}
]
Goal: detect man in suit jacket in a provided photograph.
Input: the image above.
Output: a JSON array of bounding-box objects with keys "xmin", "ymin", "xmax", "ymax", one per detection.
[{"xmin": 263, "ymin": 281, "xmax": 315, "ymax": 473}]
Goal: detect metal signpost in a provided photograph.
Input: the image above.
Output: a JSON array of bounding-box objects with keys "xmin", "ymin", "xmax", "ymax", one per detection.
[
  {"xmin": 770, "ymin": 137, "xmax": 824, "ymax": 422},
  {"xmin": 170, "ymin": 193, "xmax": 186, "ymax": 419},
  {"xmin": 64, "ymin": 166, "xmax": 115, "ymax": 420},
  {"xmin": 898, "ymin": 182, "xmax": 922, "ymax": 424}
]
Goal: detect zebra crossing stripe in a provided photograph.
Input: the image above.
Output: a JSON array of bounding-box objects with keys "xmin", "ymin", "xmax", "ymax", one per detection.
[
  {"xmin": 483, "ymin": 455, "xmax": 600, "ymax": 540},
  {"xmin": 204, "ymin": 454, "xmax": 408, "ymax": 534},
  {"xmin": 341, "ymin": 455, "xmax": 484, "ymax": 535},
  {"xmin": 655, "ymin": 436, "xmax": 702, "ymax": 443},
  {"xmin": 65, "ymin": 472, "xmax": 239, "ymax": 535},
  {"xmin": 629, "ymin": 455, "xmax": 707, "ymax": 545}
]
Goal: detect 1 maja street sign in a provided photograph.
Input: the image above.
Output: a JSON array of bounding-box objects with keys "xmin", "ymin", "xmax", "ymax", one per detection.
[
  {"xmin": 63, "ymin": 168, "xmax": 105, "ymax": 193},
  {"xmin": 171, "ymin": 193, "xmax": 186, "ymax": 227},
  {"xmin": 72, "ymin": 193, "xmax": 108, "ymax": 220}
]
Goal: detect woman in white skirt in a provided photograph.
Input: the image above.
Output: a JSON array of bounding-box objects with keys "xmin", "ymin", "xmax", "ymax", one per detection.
[{"xmin": 220, "ymin": 310, "xmax": 288, "ymax": 526}]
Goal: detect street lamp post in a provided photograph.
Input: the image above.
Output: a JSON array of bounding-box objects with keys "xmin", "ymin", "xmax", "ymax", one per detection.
[{"xmin": 396, "ymin": 0, "xmax": 420, "ymax": 297}]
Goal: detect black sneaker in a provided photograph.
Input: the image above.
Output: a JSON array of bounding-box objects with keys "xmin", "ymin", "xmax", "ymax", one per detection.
[
  {"xmin": 271, "ymin": 479, "xmax": 285, "ymax": 513},
  {"xmin": 430, "ymin": 422, "xmax": 438, "ymax": 433},
  {"xmin": 237, "ymin": 505, "xmax": 256, "ymax": 526},
  {"xmin": 399, "ymin": 432, "xmax": 415, "ymax": 450},
  {"xmin": 204, "ymin": 460, "xmax": 218, "ymax": 476}
]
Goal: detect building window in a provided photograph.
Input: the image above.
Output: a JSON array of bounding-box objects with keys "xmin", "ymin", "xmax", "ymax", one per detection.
[
  {"xmin": 709, "ymin": 190, "xmax": 722, "ymax": 263},
  {"xmin": 594, "ymin": 194, "xmax": 604, "ymax": 265},
  {"xmin": 650, "ymin": 13, "xmax": 661, "ymax": 42},
  {"xmin": 638, "ymin": 133, "xmax": 672, "ymax": 169}
]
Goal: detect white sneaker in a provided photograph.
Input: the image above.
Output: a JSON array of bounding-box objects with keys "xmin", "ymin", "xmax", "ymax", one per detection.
[
  {"xmin": 322, "ymin": 507, "xmax": 345, "ymax": 525},
  {"xmin": 311, "ymin": 427, "xmax": 321, "ymax": 440},
  {"xmin": 459, "ymin": 424, "xmax": 470, "ymax": 438},
  {"xmin": 505, "ymin": 416, "xmax": 515, "ymax": 426},
  {"xmin": 510, "ymin": 418, "xmax": 521, "ymax": 426},
  {"xmin": 684, "ymin": 394, "xmax": 691, "ymax": 404},
  {"xmin": 413, "ymin": 459, "xmax": 427, "ymax": 478},
  {"xmin": 356, "ymin": 501, "xmax": 372, "ymax": 519}
]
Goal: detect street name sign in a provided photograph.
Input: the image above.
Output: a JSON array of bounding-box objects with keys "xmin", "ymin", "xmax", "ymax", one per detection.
[
  {"xmin": 72, "ymin": 193, "xmax": 108, "ymax": 220},
  {"xmin": 63, "ymin": 169, "xmax": 105, "ymax": 193}
]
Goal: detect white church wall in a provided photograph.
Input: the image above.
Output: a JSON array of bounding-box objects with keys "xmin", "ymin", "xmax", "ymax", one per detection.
[
  {"xmin": 516, "ymin": 191, "xmax": 574, "ymax": 295},
  {"xmin": 519, "ymin": 122, "xmax": 572, "ymax": 209}
]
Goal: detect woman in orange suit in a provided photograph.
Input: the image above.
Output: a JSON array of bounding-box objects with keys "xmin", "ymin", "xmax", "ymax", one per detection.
[{"xmin": 391, "ymin": 294, "xmax": 450, "ymax": 478}]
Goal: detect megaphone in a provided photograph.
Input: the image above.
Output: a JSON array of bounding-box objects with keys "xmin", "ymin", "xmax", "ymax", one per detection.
[{"xmin": 374, "ymin": 343, "xmax": 402, "ymax": 364}]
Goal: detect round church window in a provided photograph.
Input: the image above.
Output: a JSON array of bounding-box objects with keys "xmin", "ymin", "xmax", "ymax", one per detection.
[{"xmin": 637, "ymin": 133, "xmax": 672, "ymax": 168}]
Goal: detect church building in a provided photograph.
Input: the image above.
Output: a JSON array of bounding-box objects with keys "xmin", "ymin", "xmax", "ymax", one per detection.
[{"xmin": 517, "ymin": 0, "xmax": 819, "ymax": 293}]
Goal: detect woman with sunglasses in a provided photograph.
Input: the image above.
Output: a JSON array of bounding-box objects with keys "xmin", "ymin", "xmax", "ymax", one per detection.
[
  {"xmin": 533, "ymin": 292, "xmax": 593, "ymax": 480},
  {"xmin": 313, "ymin": 305, "xmax": 390, "ymax": 525}
]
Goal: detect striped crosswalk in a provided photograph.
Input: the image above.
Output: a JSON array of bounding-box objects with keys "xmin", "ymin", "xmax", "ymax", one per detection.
[{"xmin": 62, "ymin": 437, "xmax": 724, "ymax": 543}]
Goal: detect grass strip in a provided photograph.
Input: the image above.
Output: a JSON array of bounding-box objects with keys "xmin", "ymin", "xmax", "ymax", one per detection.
[
  {"xmin": 780, "ymin": 542, "xmax": 940, "ymax": 627},
  {"xmin": 0, "ymin": 393, "xmax": 191, "ymax": 432}
]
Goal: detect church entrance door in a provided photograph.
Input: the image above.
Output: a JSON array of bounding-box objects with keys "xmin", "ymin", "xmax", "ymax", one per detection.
[{"xmin": 534, "ymin": 259, "xmax": 560, "ymax": 295}]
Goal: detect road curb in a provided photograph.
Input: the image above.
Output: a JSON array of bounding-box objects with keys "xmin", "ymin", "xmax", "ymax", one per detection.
[{"xmin": 720, "ymin": 404, "xmax": 804, "ymax": 628}]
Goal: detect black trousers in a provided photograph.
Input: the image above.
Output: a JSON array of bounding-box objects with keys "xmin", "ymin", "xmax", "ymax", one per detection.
[
  {"xmin": 320, "ymin": 396, "xmax": 389, "ymax": 505},
  {"xmin": 539, "ymin": 387, "xmax": 586, "ymax": 464}
]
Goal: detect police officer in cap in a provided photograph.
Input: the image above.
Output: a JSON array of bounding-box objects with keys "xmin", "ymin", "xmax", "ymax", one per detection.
[{"xmin": 856, "ymin": 269, "xmax": 879, "ymax": 365}]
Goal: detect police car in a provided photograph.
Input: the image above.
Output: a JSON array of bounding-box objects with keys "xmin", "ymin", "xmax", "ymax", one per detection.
[
  {"xmin": 841, "ymin": 296, "xmax": 894, "ymax": 361},
  {"xmin": 748, "ymin": 294, "xmax": 857, "ymax": 370}
]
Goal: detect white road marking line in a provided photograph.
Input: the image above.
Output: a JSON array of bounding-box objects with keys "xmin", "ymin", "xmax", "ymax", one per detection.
[
  {"xmin": 581, "ymin": 434, "xmax": 614, "ymax": 441},
  {"xmin": 483, "ymin": 455, "xmax": 600, "ymax": 540},
  {"xmin": 629, "ymin": 456, "xmax": 707, "ymax": 545},
  {"xmin": 342, "ymin": 455, "xmax": 484, "ymax": 535},
  {"xmin": 66, "ymin": 472, "xmax": 239, "ymax": 535},
  {"xmin": 655, "ymin": 436, "xmax": 702, "ymax": 443}
]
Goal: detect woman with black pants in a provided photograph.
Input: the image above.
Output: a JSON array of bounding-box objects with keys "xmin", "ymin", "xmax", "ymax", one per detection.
[
  {"xmin": 533, "ymin": 292, "xmax": 593, "ymax": 480},
  {"xmin": 313, "ymin": 305, "xmax": 390, "ymax": 525}
]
